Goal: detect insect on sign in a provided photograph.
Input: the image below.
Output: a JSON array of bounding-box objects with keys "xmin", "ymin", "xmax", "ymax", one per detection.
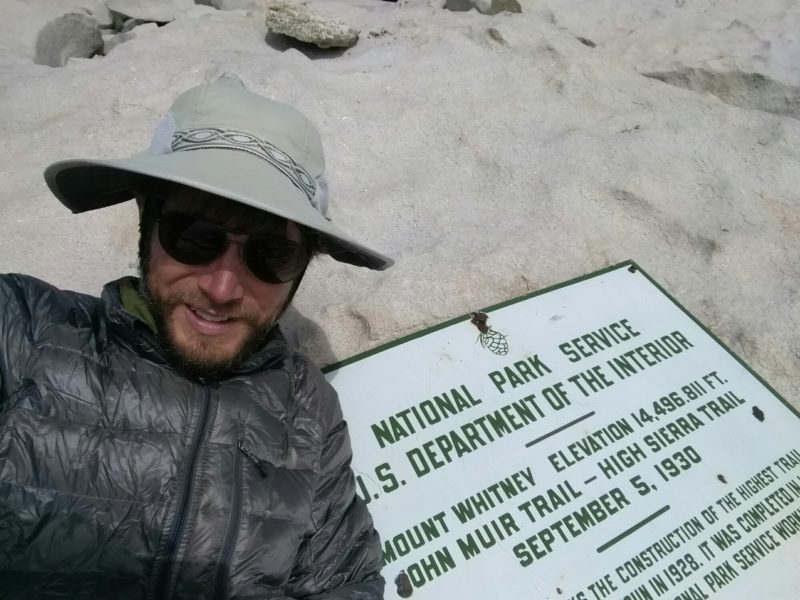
[{"xmin": 470, "ymin": 311, "xmax": 509, "ymax": 356}]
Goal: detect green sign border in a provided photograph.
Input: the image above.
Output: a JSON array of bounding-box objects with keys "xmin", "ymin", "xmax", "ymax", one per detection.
[{"xmin": 323, "ymin": 260, "xmax": 798, "ymax": 420}]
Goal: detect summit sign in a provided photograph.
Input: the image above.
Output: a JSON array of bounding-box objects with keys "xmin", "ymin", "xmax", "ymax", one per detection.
[{"xmin": 324, "ymin": 262, "xmax": 800, "ymax": 600}]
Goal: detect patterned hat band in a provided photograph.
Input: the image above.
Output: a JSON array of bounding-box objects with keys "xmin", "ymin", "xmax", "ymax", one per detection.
[{"xmin": 149, "ymin": 119, "xmax": 328, "ymax": 216}]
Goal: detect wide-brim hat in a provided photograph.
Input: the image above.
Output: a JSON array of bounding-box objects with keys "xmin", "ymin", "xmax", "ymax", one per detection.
[{"xmin": 43, "ymin": 73, "xmax": 393, "ymax": 270}]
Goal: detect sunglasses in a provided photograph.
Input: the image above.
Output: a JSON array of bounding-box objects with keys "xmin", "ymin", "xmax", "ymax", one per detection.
[{"xmin": 157, "ymin": 211, "xmax": 310, "ymax": 284}]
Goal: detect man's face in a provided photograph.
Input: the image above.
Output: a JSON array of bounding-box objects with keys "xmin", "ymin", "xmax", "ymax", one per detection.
[{"xmin": 143, "ymin": 186, "xmax": 303, "ymax": 376}]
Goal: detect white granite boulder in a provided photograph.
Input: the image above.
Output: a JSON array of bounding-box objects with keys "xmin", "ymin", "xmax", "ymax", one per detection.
[
  {"xmin": 265, "ymin": 2, "xmax": 359, "ymax": 49},
  {"xmin": 34, "ymin": 12, "xmax": 103, "ymax": 67},
  {"xmin": 80, "ymin": 0, "xmax": 114, "ymax": 28},
  {"xmin": 103, "ymin": 21, "xmax": 158, "ymax": 55}
]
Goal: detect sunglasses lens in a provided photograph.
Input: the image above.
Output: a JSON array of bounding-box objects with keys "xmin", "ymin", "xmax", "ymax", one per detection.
[
  {"xmin": 158, "ymin": 212, "xmax": 227, "ymax": 265},
  {"xmin": 244, "ymin": 236, "xmax": 309, "ymax": 284},
  {"xmin": 158, "ymin": 212, "xmax": 308, "ymax": 283}
]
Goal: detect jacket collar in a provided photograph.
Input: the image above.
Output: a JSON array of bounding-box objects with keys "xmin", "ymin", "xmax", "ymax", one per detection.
[{"xmin": 101, "ymin": 277, "xmax": 289, "ymax": 379}]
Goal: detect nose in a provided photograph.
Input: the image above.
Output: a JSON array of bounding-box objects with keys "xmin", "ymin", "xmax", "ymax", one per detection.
[{"xmin": 196, "ymin": 241, "xmax": 246, "ymax": 305}]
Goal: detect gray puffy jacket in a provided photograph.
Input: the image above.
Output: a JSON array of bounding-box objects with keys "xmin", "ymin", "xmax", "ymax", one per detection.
[{"xmin": 0, "ymin": 274, "xmax": 384, "ymax": 599}]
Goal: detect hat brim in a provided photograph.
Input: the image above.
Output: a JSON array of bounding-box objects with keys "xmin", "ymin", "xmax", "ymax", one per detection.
[{"xmin": 44, "ymin": 148, "xmax": 394, "ymax": 271}]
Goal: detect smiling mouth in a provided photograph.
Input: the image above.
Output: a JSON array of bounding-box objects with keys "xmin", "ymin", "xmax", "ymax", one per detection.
[{"xmin": 189, "ymin": 305, "xmax": 234, "ymax": 323}]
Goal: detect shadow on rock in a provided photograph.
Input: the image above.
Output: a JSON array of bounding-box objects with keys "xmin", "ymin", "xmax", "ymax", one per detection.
[
  {"xmin": 264, "ymin": 32, "xmax": 348, "ymax": 60},
  {"xmin": 642, "ymin": 68, "xmax": 800, "ymax": 121},
  {"xmin": 279, "ymin": 305, "xmax": 339, "ymax": 371}
]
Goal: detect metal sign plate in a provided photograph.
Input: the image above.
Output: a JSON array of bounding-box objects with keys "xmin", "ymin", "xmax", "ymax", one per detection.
[{"xmin": 325, "ymin": 262, "xmax": 800, "ymax": 600}]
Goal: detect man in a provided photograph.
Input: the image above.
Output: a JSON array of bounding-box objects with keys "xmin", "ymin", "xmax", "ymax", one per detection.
[{"xmin": 0, "ymin": 73, "xmax": 392, "ymax": 598}]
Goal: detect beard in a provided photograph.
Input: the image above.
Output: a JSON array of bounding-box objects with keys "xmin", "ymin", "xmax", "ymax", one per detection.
[
  {"xmin": 135, "ymin": 205, "xmax": 301, "ymax": 380},
  {"xmin": 141, "ymin": 277, "xmax": 275, "ymax": 380}
]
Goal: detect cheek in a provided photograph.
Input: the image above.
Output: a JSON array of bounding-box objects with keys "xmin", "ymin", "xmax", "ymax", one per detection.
[
  {"xmin": 147, "ymin": 235, "xmax": 196, "ymax": 289},
  {"xmin": 252, "ymin": 281, "xmax": 294, "ymax": 316}
]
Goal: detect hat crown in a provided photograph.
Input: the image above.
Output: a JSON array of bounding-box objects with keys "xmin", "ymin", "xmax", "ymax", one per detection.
[{"xmin": 166, "ymin": 73, "xmax": 325, "ymax": 179}]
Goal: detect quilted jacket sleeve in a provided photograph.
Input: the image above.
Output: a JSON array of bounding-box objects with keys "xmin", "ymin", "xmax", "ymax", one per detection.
[
  {"xmin": 285, "ymin": 358, "xmax": 385, "ymax": 600},
  {"xmin": 0, "ymin": 275, "xmax": 34, "ymax": 407}
]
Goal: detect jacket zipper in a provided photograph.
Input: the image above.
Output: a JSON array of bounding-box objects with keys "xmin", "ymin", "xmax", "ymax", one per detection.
[
  {"xmin": 212, "ymin": 439, "xmax": 244, "ymax": 600},
  {"xmin": 157, "ymin": 387, "xmax": 214, "ymax": 599},
  {"xmin": 237, "ymin": 441, "xmax": 271, "ymax": 478}
]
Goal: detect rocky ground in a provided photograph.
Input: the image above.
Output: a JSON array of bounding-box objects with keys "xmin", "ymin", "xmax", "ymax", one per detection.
[{"xmin": 0, "ymin": 0, "xmax": 797, "ymax": 402}]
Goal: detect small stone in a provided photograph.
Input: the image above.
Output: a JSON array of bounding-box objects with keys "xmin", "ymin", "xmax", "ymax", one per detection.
[
  {"xmin": 106, "ymin": 0, "xmax": 195, "ymax": 23},
  {"xmin": 265, "ymin": 2, "xmax": 359, "ymax": 49},
  {"xmin": 35, "ymin": 13, "xmax": 103, "ymax": 67},
  {"xmin": 395, "ymin": 570, "xmax": 413, "ymax": 598},
  {"xmin": 445, "ymin": 0, "xmax": 522, "ymax": 15},
  {"xmin": 487, "ymin": 27, "xmax": 507, "ymax": 44}
]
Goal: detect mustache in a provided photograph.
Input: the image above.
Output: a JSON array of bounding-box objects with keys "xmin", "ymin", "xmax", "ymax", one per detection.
[{"xmin": 154, "ymin": 290, "xmax": 267, "ymax": 329}]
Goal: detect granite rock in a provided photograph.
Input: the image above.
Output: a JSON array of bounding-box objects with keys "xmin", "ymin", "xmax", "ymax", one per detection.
[
  {"xmin": 105, "ymin": 0, "xmax": 194, "ymax": 23},
  {"xmin": 445, "ymin": 0, "xmax": 522, "ymax": 15},
  {"xmin": 181, "ymin": 5, "xmax": 220, "ymax": 19},
  {"xmin": 79, "ymin": 0, "xmax": 114, "ymax": 28},
  {"xmin": 120, "ymin": 18, "xmax": 150, "ymax": 33},
  {"xmin": 103, "ymin": 21, "xmax": 158, "ymax": 54},
  {"xmin": 265, "ymin": 2, "xmax": 359, "ymax": 49},
  {"xmin": 34, "ymin": 12, "xmax": 103, "ymax": 67},
  {"xmin": 212, "ymin": 0, "xmax": 256, "ymax": 11}
]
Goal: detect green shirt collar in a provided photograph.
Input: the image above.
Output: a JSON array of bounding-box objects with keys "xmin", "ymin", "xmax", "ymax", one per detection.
[{"xmin": 118, "ymin": 277, "xmax": 158, "ymax": 333}]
